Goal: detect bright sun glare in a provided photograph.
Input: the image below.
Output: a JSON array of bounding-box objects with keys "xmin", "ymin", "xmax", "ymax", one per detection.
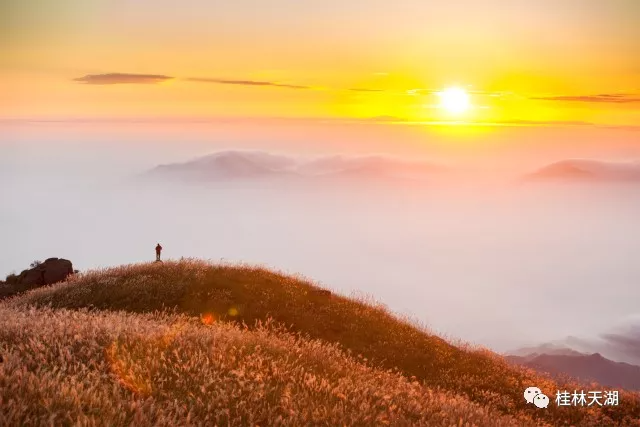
[{"xmin": 438, "ymin": 87, "xmax": 471, "ymax": 115}]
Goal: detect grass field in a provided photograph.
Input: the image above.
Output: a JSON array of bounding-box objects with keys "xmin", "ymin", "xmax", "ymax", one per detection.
[{"xmin": 2, "ymin": 259, "xmax": 639, "ymax": 425}]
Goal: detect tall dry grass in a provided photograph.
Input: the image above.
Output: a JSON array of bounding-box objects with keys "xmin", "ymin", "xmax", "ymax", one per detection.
[
  {"xmin": 4, "ymin": 259, "xmax": 640, "ymax": 425},
  {"xmin": 1, "ymin": 306, "xmax": 538, "ymax": 426}
]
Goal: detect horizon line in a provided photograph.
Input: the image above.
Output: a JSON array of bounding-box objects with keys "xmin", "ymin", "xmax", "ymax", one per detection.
[{"xmin": 1, "ymin": 116, "xmax": 636, "ymax": 129}]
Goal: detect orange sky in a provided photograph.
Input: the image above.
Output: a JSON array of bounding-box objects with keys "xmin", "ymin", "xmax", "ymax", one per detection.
[{"xmin": 2, "ymin": 0, "xmax": 639, "ymax": 126}]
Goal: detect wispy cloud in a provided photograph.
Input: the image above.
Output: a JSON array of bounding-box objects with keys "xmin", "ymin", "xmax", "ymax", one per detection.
[
  {"xmin": 598, "ymin": 125, "xmax": 640, "ymax": 131},
  {"xmin": 403, "ymin": 88, "xmax": 507, "ymax": 97},
  {"xmin": 349, "ymin": 88, "xmax": 384, "ymax": 93},
  {"xmin": 600, "ymin": 330, "xmax": 640, "ymax": 364},
  {"xmin": 70, "ymin": 73, "xmax": 512, "ymax": 100},
  {"xmin": 531, "ymin": 93, "xmax": 640, "ymax": 104},
  {"xmin": 73, "ymin": 72, "xmax": 310, "ymax": 89},
  {"xmin": 358, "ymin": 115, "xmax": 408, "ymax": 122},
  {"xmin": 495, "ymin": 119, "xmax": 592, "ymax": 126},
  {"xmin": 185, "ymin": 77, "xmax": 309, "ymax": 89},
  {"xmin": 326, "ymin": 118, "xmax": 595, "ymax": 127},
  {"xmin": 406, "ymin": 89, "xmax": 432, "ymax": 96},
  {"xmin": 74, "ymin": 73, "xmax": 174, "ymax": 85},
  {"xmin": 558, "ymin": 317, "xmax": 640, "ymax": 366}
]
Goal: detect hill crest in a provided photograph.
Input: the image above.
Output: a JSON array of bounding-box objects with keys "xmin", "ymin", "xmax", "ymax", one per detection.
[{"xmin": 5, "ymin": 259, "xmax": 640, "ymax": 425}]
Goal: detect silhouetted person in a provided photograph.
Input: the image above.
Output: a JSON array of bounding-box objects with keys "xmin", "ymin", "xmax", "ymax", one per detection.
[{"xmin": 155, "ymin": 243, "xmax": 163, "ymax": 261}]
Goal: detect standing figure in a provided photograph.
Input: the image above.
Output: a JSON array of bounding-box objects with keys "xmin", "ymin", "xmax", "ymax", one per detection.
[{"xmin": 155, "ymin": 243, "xmax": 163, "ymax": 262}]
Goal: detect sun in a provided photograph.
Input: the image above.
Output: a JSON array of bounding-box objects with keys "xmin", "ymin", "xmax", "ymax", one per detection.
[{"xmin": 438, "ymin": 87, "xmax": 471, "ymax": 115}]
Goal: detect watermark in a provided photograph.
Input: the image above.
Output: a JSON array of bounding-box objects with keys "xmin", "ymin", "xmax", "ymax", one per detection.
[
  {"xmin": 555, "ymin": 390, "xmax": 619, "ymax": 407},
  {"xmin": 524, "ymin": 387, "xmax": 619, "ymax": 409},
  {"xmin": 524, "ymin": 386, "xmax": 549, "ymax": 408}
]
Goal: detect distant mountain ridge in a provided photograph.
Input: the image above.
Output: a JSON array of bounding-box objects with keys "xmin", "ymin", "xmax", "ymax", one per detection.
[
  {"xmin": 509, "ymin": 343, "xmax": 585, "ymax": 359},
  {"xmin": 146, "ymin": 150, "xmax": 444, "ymax": 183},
  {"xmin": 147, "ymin": 153, "xmax": 640, "ymax": 185},
  {"xmin": 150, "ymin": 151, "xmax": 297, "ymax": 180},
  {"xmin": 507, "ymin": 346, "xmax": 640, "ymax": 391},
  {"xmin": 524, "ymin": 159, "xmax": 640, "ymax": 182}
]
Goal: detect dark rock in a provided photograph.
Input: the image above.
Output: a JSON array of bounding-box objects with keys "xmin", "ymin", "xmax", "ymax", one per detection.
[
  {"xmin": 1, "ymin": 258, "xmax": 75, "ymax": 300},
  {"xmin": 4, "ymin": 274, "xmax": 19, "ymax": 285},
  {"xmin": 42, "ymin": 258, "xmax": 74, "ymax": 285},
  {"xmin": 20, "ymin": 268, "xmax": 45, "ymax": 287}
]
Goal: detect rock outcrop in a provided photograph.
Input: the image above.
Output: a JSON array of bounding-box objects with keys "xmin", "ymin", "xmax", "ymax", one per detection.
[
  {"xmin": 1, "ymin": 258, "xmax": 74, "ymax": 299},
  {"xmin": 19, "ymin": 258, "xmax": 74, "ymax": 287}
]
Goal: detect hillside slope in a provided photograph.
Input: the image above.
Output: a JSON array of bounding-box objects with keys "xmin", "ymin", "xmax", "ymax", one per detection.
[
  {"xmin": 1, "ymin": 306, "xmax": 532, "ymax": 426},
  {"xmin": 4, "ymin": 260, "xmax": 640, "ymax": 425}
]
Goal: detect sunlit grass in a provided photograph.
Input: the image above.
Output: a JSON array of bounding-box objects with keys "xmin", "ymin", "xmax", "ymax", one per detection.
[
  {"xmin": 3, "ymin": 259, "xmax": 640, "ymax": 425},
  {"xmin": 1, "ymin": 307, "xmax": 538, "ymax": 426}
]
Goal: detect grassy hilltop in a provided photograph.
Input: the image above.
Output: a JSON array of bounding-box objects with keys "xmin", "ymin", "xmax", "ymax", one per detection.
[{"xmin": 1, "ymin": 260, "xmax": 639, "ymax": 426}]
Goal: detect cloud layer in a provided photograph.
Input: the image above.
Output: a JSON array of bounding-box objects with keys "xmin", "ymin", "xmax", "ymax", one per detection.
[
  {"xmin": 74, "ymin": 73, "xmax": 174, "ymax": 85},
  {"xmin": 185, "ymin": 78, "xmax": 309, "ymax": 89},
  {"xmin": 532, "ymin": 94, "xmax": 640, "ymax": 103},
  {"xmin": 147, "ymin": 150, "xmax": 443, "ymax": 183},
  {"xmin": 526, "ymin": 159, "xmax": 640, "ymax": 181},
  {"xmin": 72, "ymin": 72, "xmax": 640, "ymax": 108},
  {"xmin": 561, "ymin": 319, "xmax": 640, "ymax": 366}
]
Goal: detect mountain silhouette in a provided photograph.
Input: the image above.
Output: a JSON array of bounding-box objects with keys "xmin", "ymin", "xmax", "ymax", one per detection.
[
  {"xmin": 148, "ymin": 151, "xmax": 297, "ymax": 181},
  {"xmin": 524, "ymin": 159, "xmax": 640, "ymax": 182},
  {"xmin": 507, "ymin": 351, "xmax": 640, "ymax": 390},
  {"xmin": 146, "ymin": 151, "xmax": 442, "ymax": 183}
]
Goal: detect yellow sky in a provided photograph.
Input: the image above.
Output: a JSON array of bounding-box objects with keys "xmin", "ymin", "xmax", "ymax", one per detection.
[{"xmin": 2, "ymin": 0, "xmax": 639, "ymax": 126}]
